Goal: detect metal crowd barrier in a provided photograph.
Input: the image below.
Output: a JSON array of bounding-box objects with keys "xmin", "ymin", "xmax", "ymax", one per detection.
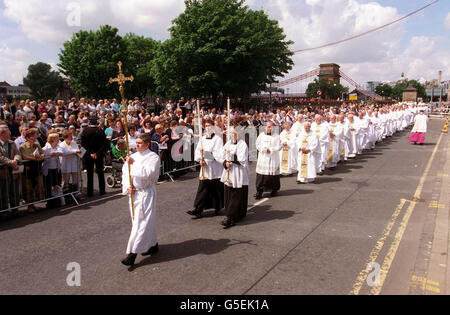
[
  {"xmin": 159, "ymin": 139, "xmax": 199, "ymax": 182},
  {"xmin": 0, "ymin": 154, "xmax": 83, "ymax": 215}
]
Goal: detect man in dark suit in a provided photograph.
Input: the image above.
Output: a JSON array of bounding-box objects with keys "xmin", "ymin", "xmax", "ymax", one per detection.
[
  {"xmin": 0, "ymin": 125, "xmax": 21, "ymax": 217},
  {"xmin": 81, "ymin": 116, "xmax": 108, "ymax": 197}
]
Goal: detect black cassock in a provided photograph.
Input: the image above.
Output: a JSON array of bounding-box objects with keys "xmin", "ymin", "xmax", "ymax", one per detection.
[
  {"xmin": 255, "ymin": 174, "xmax": 281, "ymax": 194},
  {"xmin": 224, "ymin": 185, "xmax": 248, "ymax": 221},
  {"xmin": 193, "ymin": 179, "xmax": 224, "ymax": 213}
]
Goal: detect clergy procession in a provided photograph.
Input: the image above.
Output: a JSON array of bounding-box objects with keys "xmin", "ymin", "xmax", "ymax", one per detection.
[{"xmin": 120, "ymin": 97, "xmax": 430, "ymax": 268}]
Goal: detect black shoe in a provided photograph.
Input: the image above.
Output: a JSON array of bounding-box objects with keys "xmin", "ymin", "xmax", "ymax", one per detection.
[
  {"xmin": 142, "ymin": 243, "xmax": 159, "ymax": 257},
  {"xmin": 186, "ymin": 210, "xmax": 198, "ymax": 216},
  {"xmin": 121, "ymin": 253, "xmax": 137, "ymax": 267},
  {"xmin": 100, "ymin": 191, "xmax": 106, "ymax": 196},
  {"xmin": 254, "ymin": 193, "xmax": 263, "ymax": 200},
  {"xmin": 214, "ymin": 210, "xmax": 221, "ymax": 216},
  {"xmin": 221, "ymin": 218, "xmax": 235, "ymax": 229},
  {"xmin": 270, "ymin": 191, "xmax": 278, "ymax": 197},
  {"xmin": 192, "ymin": 212, "xmax": 203, "ymax": 220}
]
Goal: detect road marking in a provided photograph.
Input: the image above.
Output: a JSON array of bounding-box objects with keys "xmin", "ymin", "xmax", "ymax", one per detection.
[
  {"xmin": 436, "ymin": 173, "xmax": 448, "ymax": 177},
  {"xmin": 349, "ymin": 198, "xmax": 408, "ymax": 295},
  {"xmin": 410, "ymin": 275, "xmax": 441, "ymax": 293},
  {"xmin": 248, "ymin": 198, "xmax": 269, "ymax": 212},
  {"xmin": 60, "ymin": 193, "xmax": 123, "ymax": 212},
  {"xmin": 428, "ymin": 201, "xmax": 445, "ymax": 209},
  {"xmin": 369, "ymin": 133, "xmax": 444, "ymax": 295}
]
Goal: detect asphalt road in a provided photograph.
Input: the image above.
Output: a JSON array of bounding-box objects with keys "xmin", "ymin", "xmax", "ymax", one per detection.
[{"xmin": 0, "ymin": 119, "xmax": 446, "ymax": 295}]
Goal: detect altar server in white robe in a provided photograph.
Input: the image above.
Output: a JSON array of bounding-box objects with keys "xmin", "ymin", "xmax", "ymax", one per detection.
[
  {"xmin": 255, "ymin": 121, "xmax": 281, "ymax": 199},
  {"xmin": 220, "ymin": 128, "xmax": 249, "ymax": 229},
  {"xmin": 311, "ymin": 115, "xmax": 330, "ymax": 174},
  {"xmin": 327, "ymin": 115, "xmax": 343, "ymax": 168},
  {"xmin": 296, "ymin": 122, "xmax": 320, "ymax": 183},
  {"xmin": 121, "ymin": 133, "xmax": 161, "ymax": 268},
  {"xmin": 346, "ymin": 114, "xmax": 360, "ymax": 158},
  {"xmin": 279, "ymin": 122, "xmax": 297, "ymax": 175},
  {"xmin": 188, "ymin": 120, "xmax": 224, "ymax": 219}
]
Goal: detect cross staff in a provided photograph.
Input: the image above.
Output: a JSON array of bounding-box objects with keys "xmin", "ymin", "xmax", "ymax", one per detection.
[{"xmin": 109, "ymin": 61, "xmax": 136, "ymax": 220}]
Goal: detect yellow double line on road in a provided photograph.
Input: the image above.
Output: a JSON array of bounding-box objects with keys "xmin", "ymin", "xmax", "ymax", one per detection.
[{"xmin": 350, "ymin": 133, "xmax": 444, "ymax": 295}]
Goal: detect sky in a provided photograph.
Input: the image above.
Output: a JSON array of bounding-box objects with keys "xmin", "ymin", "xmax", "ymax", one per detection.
[{"xmin": 0, "ymin": 0, "xmax": 449, "ymax": 91}]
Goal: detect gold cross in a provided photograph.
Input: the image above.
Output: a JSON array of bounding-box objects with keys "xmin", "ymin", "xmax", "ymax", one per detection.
[{"xmin": 109, "ymin": 61, "xmax": 134, "ymax": 105}]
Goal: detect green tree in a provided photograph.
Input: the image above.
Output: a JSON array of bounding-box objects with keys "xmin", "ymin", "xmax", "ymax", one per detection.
[
  {"xmin": 306, "ymin": 79, "xmax": 348, "ymax": 100},
  {"xmin": 375, "ymin": 84, "xmax": 393, "ymax": 98},
  {"xmin": 392, "ymin": 80, "xmax": 426, "ymax": 101},
  {"xmin": 152, "ymin": 0, "xmax": 294, "ymax": 100},
  {"xmin": 23, "ymin": 62, "xmax": 63, "ymax": 100},
  {"xmin": 58, "ymin": 25, "xmax": 129, "ymax": 99},
  {"xmin": 123, "ymin": 34, "xmax": 160, "ymax": 99}
]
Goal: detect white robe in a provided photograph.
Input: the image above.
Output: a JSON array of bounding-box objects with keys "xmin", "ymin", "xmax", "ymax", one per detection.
[
  {"xmin": 122, "ymin": 149, "xmax": 160, "ymax": 254},
  {"xmin": 311, "ymin": 122, "xmax": 330, "ymax": 172},
  {"xmin": 356, "ymin": 117, "xmax": 369, "ymax": 153},
  {"xmin": 256, "ymin": 133, "xmax": 281, "ymax": 176},
  {"xmin": 279, "ymin": 130, "xmax": 298, "ymax": 175},
  {"xmin": 346, "ymin": 120, "xmax": 360, "ymax": 158},
  {"xmin": 220, "ymin": 140, "xmax": 249, "ymax": 188},
  {"xmin": 327, "ymin": 123, "xmax": 343, "ymax": 168},
  {"xmin": 292, "ymin": 121, "xmax": 305, "ymax": 138},
  {"xmin": 339, "ymin": 122, "xmax": 352, "ymax": 160},
  {"xmin": 296, "ymin": 131, "xmax": 320, "ymax": 183}
]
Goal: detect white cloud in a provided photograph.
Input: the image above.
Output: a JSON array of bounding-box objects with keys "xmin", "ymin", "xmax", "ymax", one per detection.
[
  {"xmin": 2, "ymin": 0, "xmax": 185, "ymax": 45},
  {"xmin": 445, "ymin": 12, "xmax": 450, "ymax": 29},
  {"xmin": 248, "ymin": 0, "xmax": 450, "ymax": 88},
  {"xmin": 0, "ymin": 45, "xmax": 36, "ymax": 85},
  {"xmin": 2, "ymin": 0, "xmax": 449, "ymax": 88}
]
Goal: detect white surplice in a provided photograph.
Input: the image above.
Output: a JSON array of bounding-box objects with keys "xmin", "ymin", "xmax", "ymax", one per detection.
[
  {"xmin": 194, "ymin": 134, "xmax": 224, "ymax": 180},
  {"xmin": 256, "ymin": 133, "xmax": 281, "ymax": 176},
  {"xmin": 220, "ymin": 140, "xmax": 249, "ymax": 188},
  {"xmin": 122, "ymin": 149, "xmax": 160, "ymax": 254}
]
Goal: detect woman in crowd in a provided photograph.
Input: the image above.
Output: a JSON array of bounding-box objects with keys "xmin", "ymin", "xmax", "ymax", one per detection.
[
  {"xmin": 19, "ymin": 128, "xmax": 45, "ymax": 213},
  {"xmin": 42, "ymin": 133, "xmax": 63, "ymax": 208},
  {"xmin": 59, "ymin": 130, "xmax": 81, "ymax": 194}
]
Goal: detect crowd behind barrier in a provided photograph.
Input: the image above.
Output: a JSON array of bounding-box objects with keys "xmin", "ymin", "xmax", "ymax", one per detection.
[
  {"xmin": 0, "ymin": 155, "xmax": 82, "ymax": 214},
  {"xmin": 1, "ymin": 96, "xmax": 447, "ymax": 218}
]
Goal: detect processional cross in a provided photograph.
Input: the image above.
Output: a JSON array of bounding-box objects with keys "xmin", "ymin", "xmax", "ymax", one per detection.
[{"xmin": 109, "ymin": 61, "xmax": 136, "ymax": 220}]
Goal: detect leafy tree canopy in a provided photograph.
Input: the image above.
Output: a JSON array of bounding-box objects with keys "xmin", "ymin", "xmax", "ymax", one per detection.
[
  {"xmin": 23, "ymin": 62, "xmax": 63, "ymax": 100},
  {"xmin": 306, "ymin": 79, "xmax": 349, "ymax": 100},
  {"xmin": 152, "ymin": 0, "xmax": 294, "ymax": 100}
]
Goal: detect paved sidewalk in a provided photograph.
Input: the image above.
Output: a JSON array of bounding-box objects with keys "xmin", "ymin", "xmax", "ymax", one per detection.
[
  {"xmin": 424, "ymin": 132, "xmax": 450, "ymax": 294},
  {"xmin": 407, "ymin": 129, "xmax": 449, "ymax": 294}
]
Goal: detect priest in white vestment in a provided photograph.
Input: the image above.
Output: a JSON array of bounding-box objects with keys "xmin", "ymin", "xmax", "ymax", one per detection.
[
  {"xmin": 327, "ymin": 115, "xmax": 343, "ymax": 168},
  {"xmin": 279, "ymin": 122, "xmax": 297, "ymax": 175},
  {"xmin": 408, "ymin": 110, "xmax": 428, "ymax": 145},
  {"xmin": 121, "ymin": 133, "xmax": 161, "ymax": 268},
  {"xmin": 311, "ymin": 115, "xmax": 330, "ymax": 173},
  {"xmin": 296, "ymin": 122, "xmax": 320, "ymax": 183},
  {"xmin": 338, "ymin": 115, "xmax": 351, "ymax": 161},
  {"xmin": 346, "ymin": 114, "xmax": 359, "ymax": 158}
]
